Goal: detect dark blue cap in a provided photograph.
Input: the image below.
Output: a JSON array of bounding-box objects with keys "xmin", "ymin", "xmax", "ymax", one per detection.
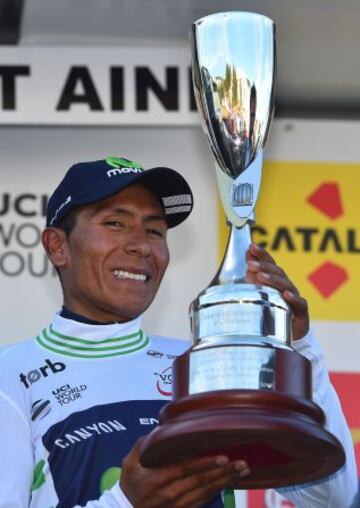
[{"xmin": 46, "ymin": 157, "xmax": 193, "ymax": 228}]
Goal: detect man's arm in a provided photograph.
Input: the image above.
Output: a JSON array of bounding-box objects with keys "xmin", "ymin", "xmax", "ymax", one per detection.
[
  {"xmin": 246, "ymin": 243, "xmax": 358, "ymax": 507},
  {"xmin": 280, "ymin": 330, "xmax": 358, "ymax": 508},
  {"xmin": 0, "ymin": 391, "xmax": 33, "ymax": 507}
]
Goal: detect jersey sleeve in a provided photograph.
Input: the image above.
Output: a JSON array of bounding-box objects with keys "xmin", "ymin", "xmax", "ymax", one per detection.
[
  {"xmin": 277, "ymin": 330, "xmax": 358, "ymax": 508},
  {"xmin": 0, "ymin": 390, "xmax": 34, "ymax": 507},
  {"xmin": 74, "ymin": 483, "xmax": 132, "ymax": 508}
]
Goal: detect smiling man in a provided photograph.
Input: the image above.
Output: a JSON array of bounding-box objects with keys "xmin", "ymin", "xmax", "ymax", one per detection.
[
  {"xmin": 47, "ymin": 184, "xmax": 170, "ymax": 324},
  {"xmin": 0, "ymin": 157, "xmax": 357, "ymax": 508}
]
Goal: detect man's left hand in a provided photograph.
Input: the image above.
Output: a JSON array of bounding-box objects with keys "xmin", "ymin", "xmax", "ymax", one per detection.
[{"xmin": 245, "ymin": 243, "xmax": 309, "ymax": 340}]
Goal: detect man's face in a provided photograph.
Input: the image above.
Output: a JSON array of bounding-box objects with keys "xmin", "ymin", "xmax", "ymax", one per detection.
[{"xmin": 57, "ymin": 184, "xmax": 169, "ymax": 322}]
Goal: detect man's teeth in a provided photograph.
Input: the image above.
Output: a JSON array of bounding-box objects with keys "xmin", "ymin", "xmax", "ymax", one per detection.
[{"xmin": 113, "ymin": 270, "xmax": 147, "ymax": 281}]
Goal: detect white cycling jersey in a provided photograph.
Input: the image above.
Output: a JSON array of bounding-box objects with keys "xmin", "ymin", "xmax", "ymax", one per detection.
[{"xmin": 0, "ymin": 313, "xmax": 356, "ymax": 508}]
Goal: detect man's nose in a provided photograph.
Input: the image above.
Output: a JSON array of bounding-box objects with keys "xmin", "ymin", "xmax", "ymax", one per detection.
[{"xmin": 124, "ymin": 229, "xmax": 152, "ymax": 257}]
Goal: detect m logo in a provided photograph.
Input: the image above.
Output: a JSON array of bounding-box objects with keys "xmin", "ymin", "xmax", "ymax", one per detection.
[
  {"xmin": 105, "ymin": 157, "xmax": 144, "ymax": 178},
  {"xmin": 107, "ymin": 167, "xmax": 143, "ymax": 177},
  {"xmin": 105, "ymin": 156, "xmax": 144, "ymax": 171}
]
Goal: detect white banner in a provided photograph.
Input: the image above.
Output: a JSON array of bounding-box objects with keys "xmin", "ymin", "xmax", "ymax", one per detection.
[{"xmin": 0, "ymin": 47, "xmax": 199, "ymax": 125}]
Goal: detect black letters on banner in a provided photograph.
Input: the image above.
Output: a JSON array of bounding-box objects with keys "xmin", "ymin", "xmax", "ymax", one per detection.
[
  {"xmin": 0, "ymin": 193, "xmax": 48, "ymax": 217},
  {"xmin": 136, "ymin": 66, "xmax": 178, "ymax": 111},
  {"xmin": 110, "ymin": 67, "xmax": 124, "ymax": 111},
  {"xmin": 0, "ymin": 193, "xmax": 10, "ymax": 215},
  {"xmin": 271, "ymin": 227, "xmax": 295, "ymax": 251},
  {"xmin": 14, "ymin": 194, "xmax": 37, "ymax": 217},
  {"xmin": 348, "ymin": 229, "xmax": 360, "ymax": 253},
  {"xmin": 295, "ymin": 227, "xmax": 319, "ymax": 251},
  {"xmin": 251, "ymin": 225, "xmax": 267, "ymax": 248},
  {"xmin": 56, "ymin": 66, "xmax": 103, "ymax": 111},
  {"xmin": 0, "ymin": 66, "xmax": 30, "ymax": 110},
  {"xmin": 319, "ymin": 229, "xmax": 342, "ymax": 252}
]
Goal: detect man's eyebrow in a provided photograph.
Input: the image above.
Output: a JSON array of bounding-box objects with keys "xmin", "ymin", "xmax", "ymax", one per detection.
[
  {"xmin": 144, "ymin": 214, "xmax": 167, "ymax": 223},
  {"xmin": 90, "ymin": 206, "xmax": 167, "ymax": 223}
]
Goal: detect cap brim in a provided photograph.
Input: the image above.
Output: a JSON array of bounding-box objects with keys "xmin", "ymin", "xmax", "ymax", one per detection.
[{"xmin": 75, "ymin": 167, "xmax": 193, "ymax": 228}]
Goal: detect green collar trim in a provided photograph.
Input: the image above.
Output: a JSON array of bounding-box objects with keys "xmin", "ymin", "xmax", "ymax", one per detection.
[
  {"xmin": 35, "ymin": 326, "xmax": 149, "ymax": 359},
  {"xmin": 49, "ymin": 324, "xmax": 142, "ymax": 346}
]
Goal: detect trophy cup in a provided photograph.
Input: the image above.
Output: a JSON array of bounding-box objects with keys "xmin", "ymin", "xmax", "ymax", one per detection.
[{"xmin": 140, "ymin": 12, "xmax": 344, "ymax": 488}]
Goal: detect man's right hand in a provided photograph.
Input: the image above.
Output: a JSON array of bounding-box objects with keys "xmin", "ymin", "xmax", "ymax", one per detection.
[{"xmin": 120, "ymin": 437, "xmax": 250, "ymax": 508}]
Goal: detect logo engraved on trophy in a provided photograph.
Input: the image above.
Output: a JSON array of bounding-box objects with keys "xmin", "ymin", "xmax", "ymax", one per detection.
[
  {"xmin": 140, "ymin": 11, "xmax": 345, "ymax": 488},
  {"xmin": 232, "ymin": 182, "xmax": 253, "ymax": 207}
]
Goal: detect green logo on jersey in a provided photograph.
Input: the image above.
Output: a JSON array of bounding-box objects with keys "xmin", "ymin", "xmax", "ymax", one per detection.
[
  {"xmin": 31, "ymin": 460, "xmax": 46, "ymax": 491},
  {"xmin": 100, "ymin": 467, "xmax": 122, "ymax": 494}
]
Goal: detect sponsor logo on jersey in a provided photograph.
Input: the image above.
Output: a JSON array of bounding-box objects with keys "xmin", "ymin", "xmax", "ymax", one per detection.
[
  {"xmin": 139, "ymin": 417, "xmax": 159, "ymax": 425},
  {"xmin": 19, "ymin": 358, "xmax": 66, "ymax": 389},
  {"xmin": 147, "ymin": 349, "xmax": 179, "ymax": 360},
  {"xmin": 52, "ymin": 383, "xmax": 87, "ymax": 406},
  {"xmin": 41, "ymin": 400, "xmax": 167, "ymax": 506},
  {"xmin": 166, "ymin": 353, "xmax": 178, "ymax": 360},
  {"xmin": 147, "ymin": 349, "xmax": 164, "ymax": 359},
  {"xmin": 54, "ymin": 419, "xmax": 127, "ymax": 449},
  {"xmin": 154, "ymin": 366, "xmax": 172, "ymax": 396},
  {"xmin": 31, "ymin": 399, "xmax": 52, "ymax": 421}
]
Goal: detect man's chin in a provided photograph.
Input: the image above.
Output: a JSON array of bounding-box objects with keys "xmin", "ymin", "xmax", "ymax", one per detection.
[{"xmin": 108, "ymin": 305, "xmax": 150, "ymax": 323}]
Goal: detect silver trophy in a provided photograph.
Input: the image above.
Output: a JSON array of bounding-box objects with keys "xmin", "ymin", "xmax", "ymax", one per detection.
[
  {"xmin": 140, "ymin": 12, "xmax": 344, "ymax": 488},
  {"xmin": 190, "ymin": 12, "xmax": 283, "ymax": 373}
]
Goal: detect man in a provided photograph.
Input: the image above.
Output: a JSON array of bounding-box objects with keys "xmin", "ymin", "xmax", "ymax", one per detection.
[{"xmin": 0, "ymin": 156, "xmax": 357, "ymax": 507}]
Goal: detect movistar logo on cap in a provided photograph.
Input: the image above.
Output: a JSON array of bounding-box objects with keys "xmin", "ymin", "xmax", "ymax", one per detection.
[{"xmin": 105, "ymin": 156, "xmax": 144, "ymax": 177}]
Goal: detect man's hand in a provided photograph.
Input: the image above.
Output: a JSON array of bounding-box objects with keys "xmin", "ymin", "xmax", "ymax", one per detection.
[
  {"xmin": 120, "ymin": 438, "xmax": 250, "ymax": 508},
  {"xmin": 245, "ymin": 243, "xmax": 309, "ymax": 340}
]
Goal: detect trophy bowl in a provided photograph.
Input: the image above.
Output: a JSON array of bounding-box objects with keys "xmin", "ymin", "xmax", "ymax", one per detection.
[{"xmin": 140, "ymin": 12, "xmax": 345, "ymax": 489}]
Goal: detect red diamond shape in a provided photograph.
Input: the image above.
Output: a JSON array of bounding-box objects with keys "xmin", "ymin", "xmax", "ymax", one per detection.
[
  {"xmin": 307, "ymin": 182, "xmax": 344, "ymax": 220},
  {"xmin": 308, "ymin": 261, "xmax": 348, "ymax": 298}
]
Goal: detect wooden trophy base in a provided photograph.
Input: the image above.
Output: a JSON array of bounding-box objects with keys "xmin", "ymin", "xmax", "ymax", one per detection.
[{"xmin": 140, "ymin": 346, "xmax": 345, "ymax": 489}]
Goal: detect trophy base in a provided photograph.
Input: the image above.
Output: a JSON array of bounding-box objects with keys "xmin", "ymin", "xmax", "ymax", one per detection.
[
  {"xmin": 140, "ymin": 345, "xmax": 345, "ymax": 489},
  {"xmin": 140, "ymin": 390, "xmax": 345, "ymax": 489}
]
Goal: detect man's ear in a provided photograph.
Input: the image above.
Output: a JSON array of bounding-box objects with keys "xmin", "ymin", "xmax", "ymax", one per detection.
[{"xmin": 42, "ymin": 228, "xmax": 69, "ymax": 268}]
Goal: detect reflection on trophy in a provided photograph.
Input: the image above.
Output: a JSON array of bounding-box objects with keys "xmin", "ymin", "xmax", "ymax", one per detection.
[{"xmin": 140, "ymin": 12, "xmax": 344, "ymax": 488}]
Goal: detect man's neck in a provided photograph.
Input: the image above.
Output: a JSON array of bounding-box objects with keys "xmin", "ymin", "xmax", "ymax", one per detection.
[{"xmin": 60, "ymin": 306, "xmax": 120, "ymax": 326}]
